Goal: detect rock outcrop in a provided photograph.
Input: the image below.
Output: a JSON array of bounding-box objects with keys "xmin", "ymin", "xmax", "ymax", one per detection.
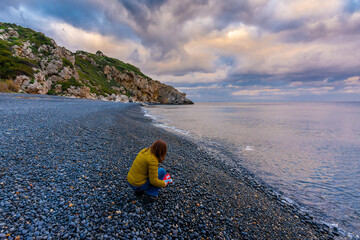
[
  {"xmin": 0, "ymin": 23, "xmax": 193, "ymax": 104},
  {"xmin": 103, "ymin": 65, "xmax": 193, "ymax": 104}
]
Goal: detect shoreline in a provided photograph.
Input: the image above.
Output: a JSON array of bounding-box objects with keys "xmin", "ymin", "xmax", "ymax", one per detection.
[{"xmin": 0, "ymin": 93, "xmax": 337, "ymax": 239}]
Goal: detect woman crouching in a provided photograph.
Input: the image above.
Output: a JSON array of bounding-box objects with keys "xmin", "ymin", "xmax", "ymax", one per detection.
[{"xmin": 127, "ymin": 140, "xmax": 168, "ymax": 201}]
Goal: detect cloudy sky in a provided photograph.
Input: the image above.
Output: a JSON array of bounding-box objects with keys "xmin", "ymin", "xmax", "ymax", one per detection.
[{"xmin": 1, "ymin": 0, "xmax": 360, "ymax": 102}]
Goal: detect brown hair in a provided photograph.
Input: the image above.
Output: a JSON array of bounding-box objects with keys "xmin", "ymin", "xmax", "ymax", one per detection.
[{"xmin": 148, "ymin": 140, "xmax": 167, "ymax": 163}]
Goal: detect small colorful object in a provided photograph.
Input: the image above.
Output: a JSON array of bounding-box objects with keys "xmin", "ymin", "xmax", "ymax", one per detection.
[{"xmin": 163, "ymin": 173, "xmax": 173, "ymax": 183}]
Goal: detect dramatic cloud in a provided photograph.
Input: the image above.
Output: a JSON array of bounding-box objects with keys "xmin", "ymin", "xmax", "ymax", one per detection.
[
  {"xmin": 344, "ymin": 76, "xmax": 360, "ymax": 85},
  {"xmin": 1, "ymin": 0, "xmax": 360, "ymax": 101}
]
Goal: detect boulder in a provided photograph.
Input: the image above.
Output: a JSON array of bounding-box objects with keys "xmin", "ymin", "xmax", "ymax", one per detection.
[
  {"xmin": 52, "ymin": 46, "xmax": 75, "ymax": 66},
  {"xmin": 8, "ymin": 27, "xmax": 19, "ymax": 38},
  {"xmin": 0, "ymin": 32, "xmax": 9, "ymax": 40},
  {"xmin": 12, "ymin": 41, "xmax": 39, "ymax": 61},
  {"xmin": 14, "ymin": 75, "xmax": 30, "ymax": 88},
  {"xmin": 107, "ymin": 94, "xmax": 131, "ymax": 102},
  {"xmin": 59, "ymin": 67, "xmax": 74, "ymax": 80},
  {"xmin": 41, "ymin": 59, "xmax": 63, "ymax": 75},
  {"xmin": 65, "ymin": 86, "xmax": 92, "ymax": 99},
  {"xmin": 34, "ymin": 71, "xmax": 46, "ymax": 83},
  {"xmin": 26, "ymin": 82, "xmax": 50, "ymax": 94}
]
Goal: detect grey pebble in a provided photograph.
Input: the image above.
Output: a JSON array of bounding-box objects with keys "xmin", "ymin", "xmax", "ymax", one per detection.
[{"xmin": 0, "ymin": 94, "xmax": 333, "ymax": 240}]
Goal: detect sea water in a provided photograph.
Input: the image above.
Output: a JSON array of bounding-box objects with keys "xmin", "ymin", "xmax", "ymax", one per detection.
[{"xmin": 143, "ymin": 102, "xmax": 360, "ymax": 238}]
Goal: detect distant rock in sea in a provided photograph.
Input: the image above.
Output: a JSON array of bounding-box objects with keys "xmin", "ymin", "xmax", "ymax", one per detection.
[{"xmin": 0, "ymin": 22, "xmax": 193, "ymax": 104}]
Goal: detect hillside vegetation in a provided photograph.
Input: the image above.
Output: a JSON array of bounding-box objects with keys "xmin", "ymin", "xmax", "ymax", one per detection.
[{"xmin": 0, "ymin": 23, "xmax": 192, "ymax": 104}]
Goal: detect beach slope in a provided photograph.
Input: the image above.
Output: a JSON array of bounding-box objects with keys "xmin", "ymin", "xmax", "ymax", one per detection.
[{"xmin": 0, "ymin": 94, "xmax": 333, "ymax": 239}]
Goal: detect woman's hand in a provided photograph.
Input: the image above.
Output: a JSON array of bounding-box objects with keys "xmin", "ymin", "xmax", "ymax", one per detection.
[{"xmin": 164, "ymin": 182, "xmax": 169, "ymax": 187}]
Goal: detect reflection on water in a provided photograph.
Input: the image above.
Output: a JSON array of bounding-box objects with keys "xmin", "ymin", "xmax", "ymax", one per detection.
[{"xmin": 145, "ymin": 102, "xmax": 360, "ymax": 237}]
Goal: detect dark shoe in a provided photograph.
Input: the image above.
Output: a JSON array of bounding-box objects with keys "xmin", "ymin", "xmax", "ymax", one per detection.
[
  {"xmin": 143, "ymin": 193, "xmax": 158, "ymax": 204},
  {"xmin": 134, "ymin": 190, "xmax": 145, "ymax": 198}
]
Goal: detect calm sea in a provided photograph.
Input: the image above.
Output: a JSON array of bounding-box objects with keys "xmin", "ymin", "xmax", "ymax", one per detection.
[{"xmin": 143, "ymin": 102, "xmax": 360, "ymax": 238}]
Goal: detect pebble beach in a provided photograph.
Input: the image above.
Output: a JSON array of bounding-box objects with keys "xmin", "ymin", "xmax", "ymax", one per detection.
[{"xmin": 0, "ymin": 93, "xmax": 336, "ymax": 239}]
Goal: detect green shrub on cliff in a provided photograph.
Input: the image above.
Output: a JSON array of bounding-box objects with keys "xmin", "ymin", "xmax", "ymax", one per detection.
[
  {"xmin": 62, "ymin": 58, "xmax": 73, "ymax": 68},
  {"xmin": 0, "ymin": 41, "xmax": 34, "ymax": 79},
  {"xmin": 75, "ymin": 55, "xmax": 119, "ymax": 96},
  {"xmin": 75, "ymin": 51, "xmax": 153, "ymax": 96},
  {"xmin": 10, "ymin": 23, "xmax": 54, "ymax": 48},
  {"xmin": 1, "ymin": 23, "xmax": 54, "ymax": 52},
  {"xmin": 76, "ymin": 51, "xmax": 150, "ymax": 79},
  {"xmin": 47, "ymin": 89, "xmax": 56, "ymax": 95},
  {"xmin": 59, "ymin": 77, "xmax": 82, "ymax": 91}
]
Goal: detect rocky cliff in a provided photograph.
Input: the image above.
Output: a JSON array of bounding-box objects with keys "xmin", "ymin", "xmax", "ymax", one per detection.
[{"xmin": 0, "ymin": 23, "xmax": 193, "ymax": 104}]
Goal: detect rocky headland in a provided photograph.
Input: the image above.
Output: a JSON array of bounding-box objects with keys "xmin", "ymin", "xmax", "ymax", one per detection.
[{"xmin": 0, "ymin": 23, "xmax": 193, "ymax": 104}]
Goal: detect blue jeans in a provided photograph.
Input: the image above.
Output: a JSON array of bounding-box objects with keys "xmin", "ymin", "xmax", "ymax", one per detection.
[{"xmin": 129, "ymin": 168, "xmax": 166, "ymax": 197}]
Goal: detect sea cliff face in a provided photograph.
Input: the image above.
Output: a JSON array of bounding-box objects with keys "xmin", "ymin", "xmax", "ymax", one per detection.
[
  {"xmin": 103, "ymin": 65, "xmax": 193, "ymax": 104},
  {"xmin": 0, "ymin": 23, "xmax": 193, "ymax": 104}
]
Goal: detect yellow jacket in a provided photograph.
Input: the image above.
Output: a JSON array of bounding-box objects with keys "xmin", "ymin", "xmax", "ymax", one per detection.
[{"xmin": 127, "ymin": 148, "xmax": 166, "ymax": 188}]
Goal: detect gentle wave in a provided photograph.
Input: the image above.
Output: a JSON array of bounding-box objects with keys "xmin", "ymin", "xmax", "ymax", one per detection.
[
  {"xmin": 142, "ymin": 107, "xmax": 189, "ymax": 135},
  {"xmin": 244, "ymin": 146, "xmax": 254, "ymax": 151}
]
